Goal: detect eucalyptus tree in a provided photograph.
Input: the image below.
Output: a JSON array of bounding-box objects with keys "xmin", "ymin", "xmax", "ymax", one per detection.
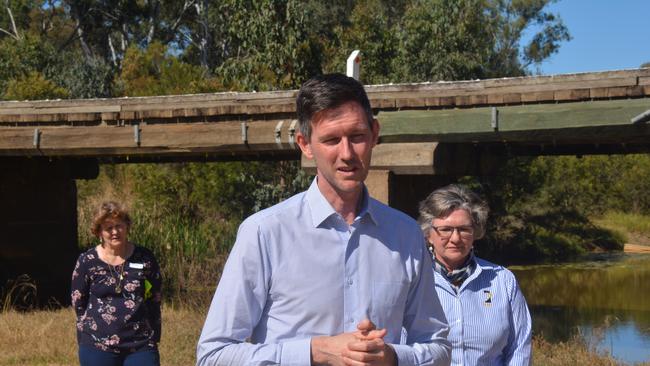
[{"xmin": 332, "ymin": 0, "xmax": 570, "ymax": 84}]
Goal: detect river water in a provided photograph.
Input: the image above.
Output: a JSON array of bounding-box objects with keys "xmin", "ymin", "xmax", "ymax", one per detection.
[{"xmin": 511, "ymin": 253, "xmax": 650, "ymax": 364}]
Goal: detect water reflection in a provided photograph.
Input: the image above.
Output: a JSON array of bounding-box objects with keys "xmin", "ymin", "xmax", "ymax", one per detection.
[{"xmin": 511, "ymin": 253, "xmax": 650, "ymax": 364}]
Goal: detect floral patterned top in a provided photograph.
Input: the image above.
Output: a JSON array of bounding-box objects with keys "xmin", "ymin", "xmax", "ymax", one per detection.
[{"xmin": 71, "ymin": 245, "xmax": 162, "ymax": 353}]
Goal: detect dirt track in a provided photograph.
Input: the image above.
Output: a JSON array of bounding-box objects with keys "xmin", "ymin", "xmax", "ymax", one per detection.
[{"xmin": 624, "ymin": 243, "xmax": 650, "ymax": 253}]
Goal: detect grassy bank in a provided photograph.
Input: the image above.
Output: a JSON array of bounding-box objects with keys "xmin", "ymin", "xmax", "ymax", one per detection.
[
  {"xmin": 0, "ymin": 307, "xmax": 643, "ymax": 366},
  {"xmin": 0, "ymin": 306, "xmax": 205, "ymax": 366},
  {"xmin": 593, "ymin": 212, "xmax": 650, "ymax": 246}
]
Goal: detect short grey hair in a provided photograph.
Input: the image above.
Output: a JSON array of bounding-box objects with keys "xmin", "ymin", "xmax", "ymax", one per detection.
[{"xmin": 417, "ymin": 184, "xmax": 489, "ymax": 239}]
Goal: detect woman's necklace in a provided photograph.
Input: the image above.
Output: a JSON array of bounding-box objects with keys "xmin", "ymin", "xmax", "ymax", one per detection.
[{"xmin": 109, "ymin": 262, "xmax": 125, "ymax": 293}]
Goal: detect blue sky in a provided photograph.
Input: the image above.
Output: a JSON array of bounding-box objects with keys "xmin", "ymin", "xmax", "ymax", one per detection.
[{"xmin": 529, "ymin": 0, "xmax": 650, "ymax": 75}]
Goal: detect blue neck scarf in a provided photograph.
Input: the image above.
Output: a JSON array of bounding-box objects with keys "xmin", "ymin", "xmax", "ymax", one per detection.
[{"xmin": 432, "ymin": 250, "xmax": 476, "ymax": 291}]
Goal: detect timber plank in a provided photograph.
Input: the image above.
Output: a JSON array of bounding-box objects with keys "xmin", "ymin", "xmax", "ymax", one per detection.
[
  {"xmin": 469, "ymin": 95, "xmax": 488, "ymax": 105},
  {"xmin": 628, "ymin": 85, "xmax": 645, "ymax": 97},
  {"xmin": 396, "ymin": 98, "xmax": 427, "ymax": 108},
  {"xmin": 590, "ymin": 88, "xmax": 609, "ymax": 99},
  {"xmin": 301, "ymin": 142, "xmax": 438, "ymax": 175},
  {"xmin": 0, "ymin": 128, "xmax": 38, "ymax": 150},
  {"xmin": 112, "ymin": 90, "xmax": 297, "ymax": 106},
  {"xmin": 455, "ymin": 96, "xmax": 472, "ymax": 106},
  {"xmin": 521, "ymin": 91, "xmax": 555, "ymax": 102},
  {"xmin": 66, "ymin": 113, "xmax": 102, "ymax": 122},
  {"xmin": 487, "ymin": 94, "xmax": 504, "ymax": 104},
  {"xmin": 607, "ymin": 87, "xmax": 629, "ymax": 98},
  {"xmin": 0, "ymin": 105, "xmax": 120, "ymax": 115},
  {"xmin": 503, "ymin": 93, "xmax": 522, "ymax": 104},
  {"xmin": 118, "ymin": 96, "xmax": 295, "ymax": 111},
  {"xmin": 101, "ymin": 112, "xmax": 119, "ymax": 121},
  {"xmin": 377, "ymin": 98, "xmax": 650, "ymax": 144},
  {"xmin": 0, "ymin": 119, "xmax": 299, "ymax": 157},
  {"xmin": 0, "ymin": 98, "xmax": 117, "ymax": 110},
  {"xmin": 365, "ymin": 73, "xmax": 641, "ymax": 99},
  {"xmin": 439, "ymin": 96, "xmax": 456, "ymax": 106},
  {"xmin": 424, "ymin": 97, "xmax": 441, "ymax": 107},
  {"xmin": 369, "ymin": 98, "xmax": 396, "ymax": 108}
]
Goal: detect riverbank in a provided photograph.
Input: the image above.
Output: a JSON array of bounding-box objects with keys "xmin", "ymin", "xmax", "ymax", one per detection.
[
  {"xmin": 0, "ymin": 306, "xmax": 641, "ymax": 366},
  {"xmin": 624, "ymin": 243, "xmax": 650, "ymax": 253}
]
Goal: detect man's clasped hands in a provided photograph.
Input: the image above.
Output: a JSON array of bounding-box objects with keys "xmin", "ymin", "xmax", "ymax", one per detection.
[{"xmin": 311, "ymin": 319, "xmax": 397, "ymax": 366}]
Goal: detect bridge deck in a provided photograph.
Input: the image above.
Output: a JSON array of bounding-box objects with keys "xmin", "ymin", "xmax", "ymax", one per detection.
[{"xmin": 0, "ymin": 68, "xmax": 649, "ymax": 160}]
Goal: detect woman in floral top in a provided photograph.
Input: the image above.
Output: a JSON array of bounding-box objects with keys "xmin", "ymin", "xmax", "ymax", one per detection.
[{"xmin": 71, "ymin": 201, "xmax": 162, "ymax": 366}]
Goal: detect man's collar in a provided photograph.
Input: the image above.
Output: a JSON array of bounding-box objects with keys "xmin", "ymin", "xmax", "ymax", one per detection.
[{"xmin": 306, "ymin": 178, "xmax": 378, "ymax": 227}]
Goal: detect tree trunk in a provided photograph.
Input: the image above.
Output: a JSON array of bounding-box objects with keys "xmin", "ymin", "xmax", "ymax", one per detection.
[
  {"xmin": 146, "ymin": 0, "xmax": 160, "ymax": 45},
  {"xmin": 195, "ymin": 0, "xmax": 212, "ymax": 71}
]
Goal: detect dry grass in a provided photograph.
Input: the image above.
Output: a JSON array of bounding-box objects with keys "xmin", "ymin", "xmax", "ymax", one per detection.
[
  {"xmin": 1, "ymin": 306, "xmax": 645, "ymax": 366},
  {"xmin": 0, "ymin": 308, "xmax": 77, "ymax": 365},
  {"xmin": 0, "ymin": 306, "xmax": 206, "ymax": 366},
  {"xmin": 531, "ymin": 335, "xmax": 650, "ymax": 366},
  {"xmin": 593, "ymin": 212, "xmax": 650, "ymax": 246},
  {"xmin": 159, "ymin": 306, "xmax": 207, "ymax": 366}
]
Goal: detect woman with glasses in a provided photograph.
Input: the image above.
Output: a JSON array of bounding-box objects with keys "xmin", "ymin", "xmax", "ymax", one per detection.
[
  {"xmin": 418, "ymin": 184, "xmax": 532, "ymax": 366},
  {"xmin": 71, "ymin": 201, "xmax": 162, "ymax": 366}
]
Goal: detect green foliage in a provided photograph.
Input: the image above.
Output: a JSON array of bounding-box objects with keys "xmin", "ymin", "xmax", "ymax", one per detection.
[
  {"xmin": 3, "ymin": 71, "xmax": 68, "ymax": 100},
  {"xmin": 116, "ymin": 43, "xmax": 223, "ymax": 96},
  {"xmin": 467, "ymin": 154, "xmax": 650, "ymax": 263},
  {"xmin": 479, "ymin": 206, "xmax": 624, "ymax": 264},
  {"xmin": 527, "ymin": 155, "xmax": 650, "ymax": 215},
  {"xmin": 594, "ymin": 212, "xmax": 650, "ymax": 240},
  {"xmin": 324, "ymin": 0, "xmax": 570, "ymax": 83},
  {"xmin": 332, "ymin": 0, "xmax": 400, "ymax": 84},
  {"xmin": 0, "ymin": 0, "xmax": 35, "ymax": 38},
  {"xmin": 213, "ymin": 0, "xmax": 324, "ymax": 91},
  {"xmin": 2, "ymin": 0, "xmax": 571, "ymax": 97},
  {"xmin": 0, "ymin": 34, "xmax": 58, "ymax": 91},
  {"xmin": 397, "ymin": 0, "xmax": 494, "ymax": 81},
  {"xmin": 486, "ymin": 0, "xmax": 571, "ymax": 76},
  {"xmin": 77, "ymin": 161, "xmax": 311, "ymax": 303},
  {"xmin": 52, "ymin": 54, "xmax": 114, "ymax": 98}
]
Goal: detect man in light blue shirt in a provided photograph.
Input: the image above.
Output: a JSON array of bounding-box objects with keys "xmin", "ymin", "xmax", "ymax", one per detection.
[{"xmin": 197, "ymin": 73, "xmax": 451, "ymax": 366}]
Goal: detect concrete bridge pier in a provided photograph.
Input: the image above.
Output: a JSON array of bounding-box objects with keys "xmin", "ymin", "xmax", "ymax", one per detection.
[
  {"xmin": 363, "ymin": 143, "xmax": 504, "ymax": 219},
  {"xmin": 0, "ymin": 158, "xmax": 97, "ymax": 308},
  {"xmin": 365, "ymin": 171, "xmax": 456, "ymax": 218}
]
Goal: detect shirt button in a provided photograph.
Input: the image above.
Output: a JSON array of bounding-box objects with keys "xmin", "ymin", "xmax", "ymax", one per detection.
[
  {"xmin": 348, "ymin": 318, "xmax": 354, "ymax": 324},
  {"xmin": 347, "ymin": 278, "xmax": 353, "ymax": 285}
]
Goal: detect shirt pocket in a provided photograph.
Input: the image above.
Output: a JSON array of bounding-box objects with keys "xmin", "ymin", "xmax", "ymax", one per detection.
[{"xmin": 370, "ymin": 281, "xmax": 408, "ymax": 333}]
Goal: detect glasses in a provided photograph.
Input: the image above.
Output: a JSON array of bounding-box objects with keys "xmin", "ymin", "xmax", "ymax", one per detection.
[
  {"xmin": 432, "ymin": 225, "xmax": 474, "ymax": 239},
  {"xmin": 101, "ymin": 222, "xmax": 127, "ymax": 233}
]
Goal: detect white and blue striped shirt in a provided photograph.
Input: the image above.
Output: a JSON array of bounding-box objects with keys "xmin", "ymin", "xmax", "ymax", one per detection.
[{"xmin": 434, "ymin": 257, "xmax": 532, "ymax": 366}]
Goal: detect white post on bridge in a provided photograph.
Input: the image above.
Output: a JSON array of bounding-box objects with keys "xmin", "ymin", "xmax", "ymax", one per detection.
[{"xmin": 346, "ymin": 50, "xmax": 361, "ymax": 80}]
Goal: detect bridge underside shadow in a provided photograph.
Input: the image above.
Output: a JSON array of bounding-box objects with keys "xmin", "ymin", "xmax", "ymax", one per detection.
[{"xmin": 0, "ymin": 158, "xmax": 97, "ymax": 308}]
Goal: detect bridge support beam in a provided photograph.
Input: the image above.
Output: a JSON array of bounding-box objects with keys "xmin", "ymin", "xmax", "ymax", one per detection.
[{"xmin": 0, "ymin": 158, "xmax": 97, "ymax": 308}]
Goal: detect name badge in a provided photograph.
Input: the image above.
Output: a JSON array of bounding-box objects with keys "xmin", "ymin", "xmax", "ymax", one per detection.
[{"xmin": 129, "ymin": 262, "xmax": 144, "ymax": 269}]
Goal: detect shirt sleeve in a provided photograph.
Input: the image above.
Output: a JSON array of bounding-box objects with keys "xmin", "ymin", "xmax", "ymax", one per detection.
[
  {"xmin": 146, "ymin": 251, "xmax": 163, "ymax": 344},
  {"xmin": 504, "ymin": 272, "xmax": 532, "ymax": 366},
  {"xmin": 392, "ymin": 235, "xmax": 452, "ymax": 366},
  {"xmin": 196, "ymin": 221, "xmax": 311, "ymax": 366},
  {"xmin": 70, "ymin": 254, "xmax": 89, "ymax": 320}
]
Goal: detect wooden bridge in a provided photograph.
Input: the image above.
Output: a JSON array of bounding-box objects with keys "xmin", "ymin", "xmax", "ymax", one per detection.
[{"xmin": 1, "ymin": 68, "xmax": 649, "ymax": 306}]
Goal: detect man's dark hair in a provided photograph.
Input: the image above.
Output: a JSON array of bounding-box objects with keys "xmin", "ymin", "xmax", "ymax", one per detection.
[{"xmin": 296, "ymin": 73, "xmax": 374, "ymax": 140}]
